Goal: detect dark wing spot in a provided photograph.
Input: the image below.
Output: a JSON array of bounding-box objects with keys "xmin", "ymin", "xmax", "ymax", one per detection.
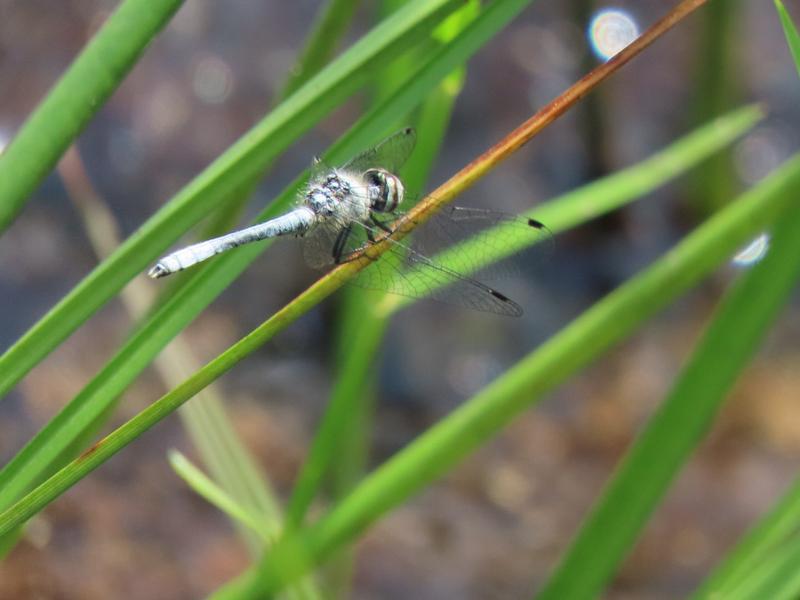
[
  {"xmin": 490, "ymin": 289, "xmax": 510, "ymax": 302},
  {"xmin": 527, "ymin": 218, "xmax": 545, "ymax": 229},
  {"xmin": 403, "ymin": 127, "xmax": 414, "ymax": 135}
]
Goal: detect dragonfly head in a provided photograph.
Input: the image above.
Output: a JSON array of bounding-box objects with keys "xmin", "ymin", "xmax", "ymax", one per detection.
[{"xmin": 364, "ymin": 168, "xmax": 404, "ymax": 213}]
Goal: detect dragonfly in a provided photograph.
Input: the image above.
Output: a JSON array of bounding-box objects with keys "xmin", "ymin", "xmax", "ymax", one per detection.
[{"xmin": 148, "ymin": 128, "xmax": 550, "ymax": 316}]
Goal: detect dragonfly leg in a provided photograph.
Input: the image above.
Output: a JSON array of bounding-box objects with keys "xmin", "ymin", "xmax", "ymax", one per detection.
[
  {"xmin": 370, "ymin": 214, "xmax": 393, "ymax": 234},
  {"xmin": 332, "ymin": 223, "xmax": 353, "ymax": 264}
]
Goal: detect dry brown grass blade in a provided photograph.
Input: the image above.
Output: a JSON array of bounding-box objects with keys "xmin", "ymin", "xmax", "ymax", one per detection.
[{"xmin": 350, "ymin": 0, "xmax": 710, "ymax": 264}]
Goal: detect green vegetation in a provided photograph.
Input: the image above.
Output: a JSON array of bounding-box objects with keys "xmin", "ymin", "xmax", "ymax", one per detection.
[{"xmin": 0, "ymin": 0, "xmax": 798, "ymax": 597}]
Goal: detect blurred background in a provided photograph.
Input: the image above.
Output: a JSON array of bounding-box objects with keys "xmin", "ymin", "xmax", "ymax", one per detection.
[{"xmin": 1, "ymin": 0, "xmax": 799, "ymax": 597}]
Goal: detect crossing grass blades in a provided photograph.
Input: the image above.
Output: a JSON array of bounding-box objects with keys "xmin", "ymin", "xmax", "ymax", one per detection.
[{"xmin": 149, "ymin": 127, "xmax": 551, "ymax": 316}]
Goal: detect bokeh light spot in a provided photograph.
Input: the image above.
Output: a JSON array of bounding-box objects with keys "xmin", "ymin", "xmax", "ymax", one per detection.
[
  {"xmin": 588, "ymin": 9, "xmax": 639, "ymax": 61},
  {"xmin": 192, "ymin": 56, "xmax": 234, "ymax": 104},
  {"xmin": 732, "ymin": 233, "xmax": 770, "ymax": 267},
  {"xmin": 734, "ymin": 127, "xmax": 790, "ymax": 185}
]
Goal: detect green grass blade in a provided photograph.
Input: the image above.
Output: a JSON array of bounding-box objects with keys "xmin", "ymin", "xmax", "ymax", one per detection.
[
  {"xmin": 179, "ymin": 395, "xmax": 280, "ymax": 554},
  {"xmin": 210, "ymin": 152, "xmax": 800, "ymax": 597},
  {"xmin": 285, "ymin": 286, "xmax": 387, "ymax": 533},
  {"xmin": 536, "ymin": 206, "xmax": 800, "ymax": 600},
  {"xmin": 169, "ymin": 450, "xmax": 274, "ymax": 544},
  {"xmin": 176, "ymin": 0, "xmax": 363, "ymax": 560},
  {"xmin": 691, "ymin": 5, "xmax": 800, "ymax": 596},
  {"xmin": 0, "ymin": 87, "xmax": 789, "ymax": 596},
  {"xmin": 0, "ymin": 0, "xmax": 460, "ymax": 399},
  {"xmin": 0, "ymin": 259, "xmax": 353, "ymax": 540},
  {"xmin": 285, "ymin": 0, "xmax": 478, "ymax": 533},
  {"xmin": 386, "ymin": 104, "xmax": 764, "ymax": 313},
  {"xmin": 169, "ymin": 451, "xmax": 321, "ymax": 600},
  {"xmin": 0, "ymin": 0, "xmax": 184, "ymax": 232},
  {"xmin": 686, "ymin": 0, "xmax": 741, "ymax": 213},
  {"xmin": 198, "ymin": 0, "xmax": 364, "ymax": 242},
  {"xmin": 280, "ymin": 0, "xmax": 363, "ymax": 99},
  {"xmin": 0, "ymin": 0, "xmax": 537, "ymax": 519},
  {"xmin": 723, "ymin": 536, "xmax": 800, "ymax": 600},
  {"xmin": 306, "ymin": 9, "xmax": 477, "ymax": 592},
  {"xmin": 195, "ymin": 0, "xmax": 363, "ymax": 242},
  {"xmin": 56, "ymin": 146, "xmax": 284, "ymax": 556},
  {"xmin": 776, "ymin": 0, "xmax": 800, "ymax": 77},
  {"xmin": 296, "ymin": 314, "xmax": 386, "ymax": 595},
  {"xmin": 0, "ymin": 0, "xmax": 745, "ymax": 549},
  {"xmin": 0, "ymin": 101, "xmax": 761, "ymax": 528},
  {"xmin": 694, "ymin": 476, "xmax": 800, "ymax": 597},
  {"xmin": 319, "ymin": 83, "xmax": 469, "ymax": 595}
]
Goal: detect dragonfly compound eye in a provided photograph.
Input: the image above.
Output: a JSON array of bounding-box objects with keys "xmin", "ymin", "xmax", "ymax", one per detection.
[{"xmin": 365, "ymin": 168, "xmax": 404, "ymax": 213}]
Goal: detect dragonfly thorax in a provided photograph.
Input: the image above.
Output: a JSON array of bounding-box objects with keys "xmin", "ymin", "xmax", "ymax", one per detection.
[
  {"xmin": 364, "ymin": 168, "xmax": 404, "ymax": 213},
  {"xmin": 305, "ymin": 172, "xmax": 355, "ymax": 218}
]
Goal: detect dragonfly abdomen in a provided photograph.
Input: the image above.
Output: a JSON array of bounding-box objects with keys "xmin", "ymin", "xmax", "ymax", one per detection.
[{"xmin": 148, "ymin": 207, "xmax": 315, "ymax": 278}]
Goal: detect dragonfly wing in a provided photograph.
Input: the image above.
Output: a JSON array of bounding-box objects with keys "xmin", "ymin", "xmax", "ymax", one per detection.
[
  {"xmin": 302, "ymin": 220, "xmax": 338, "ymax": 269},
  {"xmin": 338, "ymin": 221, "xmax": 525, "ymax": 317},
  {"xmin": 302, "ymin": 215, "xmax": 373, "ymax": 269},
  {"xmin": 407, "ymin": 206, "xmax": 553, "ymax": 283},
  {"xmin": 342, "ymin": 128, "xmax": 417, "ymax": 175}
]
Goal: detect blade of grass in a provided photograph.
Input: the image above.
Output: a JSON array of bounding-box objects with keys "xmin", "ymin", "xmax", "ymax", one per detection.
[
  {"xmin": 179, "ymin": 395, "xmax": 282, "ymax": 554},
  {"xmin": 0, "ymin": 0, "xmax": 461, "ymax": 399},
  {"xmin": 315, "ymin": 8, "xmax": 478, "ymax": 593},
  {"xmin": 172, "ymin": 0, "xmax": 365, "ymax": 559},
  {"xmin": 287, "ymin": 106, "xmax": 763, "ymax": 540},
  {"xmin": 168, "ymin": 451, "xmax": 321, "ymax": 600},
  {"xmin": 169, "ymin": 450, "xmax": 275, "ymax": 545},
  {"xmin": 692, "ymin": 5, "xmax": 800, "ymax": 596},
  {"xmin": 196, "ymin": 0, "xmax": 364, "ymax": 243},
  {"xmin": 722, "ymin": 536, "xmax": 800, "ymax": 600},
  {"xmin": 693, "ymin": 476, "xmax": 800, "ymax": 598},
  {"xmin": 286, "ymin": 0, "xmax": 478, "ymax": 533},
  {"xmin": 285, "ymin": 102, "xmax": 762, "ymax": 563},
  {"xmin": 372, "ymin": 0, "xmax": 438, "ymax": 105},
  {"xmin": 536, "ymin": 204, "xmax": 800, "ymax": 600},
  {"xmin": 0, "ymin": 0, "xmax": 184, "ymax": 232},
  {"xmin": 0, "ymin": 0, "xmax": 712, "ymax": 547},
  {"xmin": 163, "ymin": 5, "xmax": 367, "ymax": 555},
  {"xmin": 0, "ymin": 0, "xmax": 541, "ymax": 521},
  {"xmin": 303, "ymin": 311, "xmax": 386, "ymax": 596},
  {"xmin": 212, "ymin": 152, "xmax": 800, "ymax": 598},
  {"xmin": 56, "ymin": 146, "xmax": 286, "ymax": 557},
  {"xmin": 280, "ymin": 0, "xmax": 363, "ymax": 99},
  {"xmin": 0, "ymin": 101, "xmax": 759, "ymax": 545},
  {"xmin": 0, "ymin": 0, "xmax": 715, "ymax": 544},
  {"xmin": 687, "ymin": 0, "xmax": 741, "ymax": 213},
  {"xmin": 316, "ymin": 97, "xmax": 463, "ymax": 594},
  {"xmin": 776, "ymin": 0, "xmax": 800, "ymax": 76},
  {"xmin": 375, "ymin": 0, "xmax": 709, "ymax": 241},
  {"xmin": 384, "ymin": 104, "xmax": 764, "ymax": 314}
]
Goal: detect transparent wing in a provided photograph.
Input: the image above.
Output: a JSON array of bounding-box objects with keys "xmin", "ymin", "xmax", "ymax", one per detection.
[
  {"xmin": 324, "ymin": 207, "xmax": 551, "ymax": 317},
  {"xmin": 302, "ymin": 214, "xmax": 372, "ymax": 269},
  {"xmin": 407, "ymin": 206, "xmax": 553, "ymax": 282},
  {"xmin": 302, "ymin": 219, "xmax": 341, "ymax": 269},
  {"xmin": 308, "ymin": 156, "xmax": 331, "ymax": 183},
  {"xmin": 341, "ymin": 128, "xmax": 417, "ymax": 174},
  {"xmin": 351, "ymin": 234, "xmax": 526, "ymax": 317}
]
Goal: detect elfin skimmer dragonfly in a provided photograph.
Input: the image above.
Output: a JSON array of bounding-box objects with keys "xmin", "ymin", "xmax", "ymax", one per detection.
[{"xmin": 148, "ymin": 128, "xmax": 550, "ymax": 316}]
